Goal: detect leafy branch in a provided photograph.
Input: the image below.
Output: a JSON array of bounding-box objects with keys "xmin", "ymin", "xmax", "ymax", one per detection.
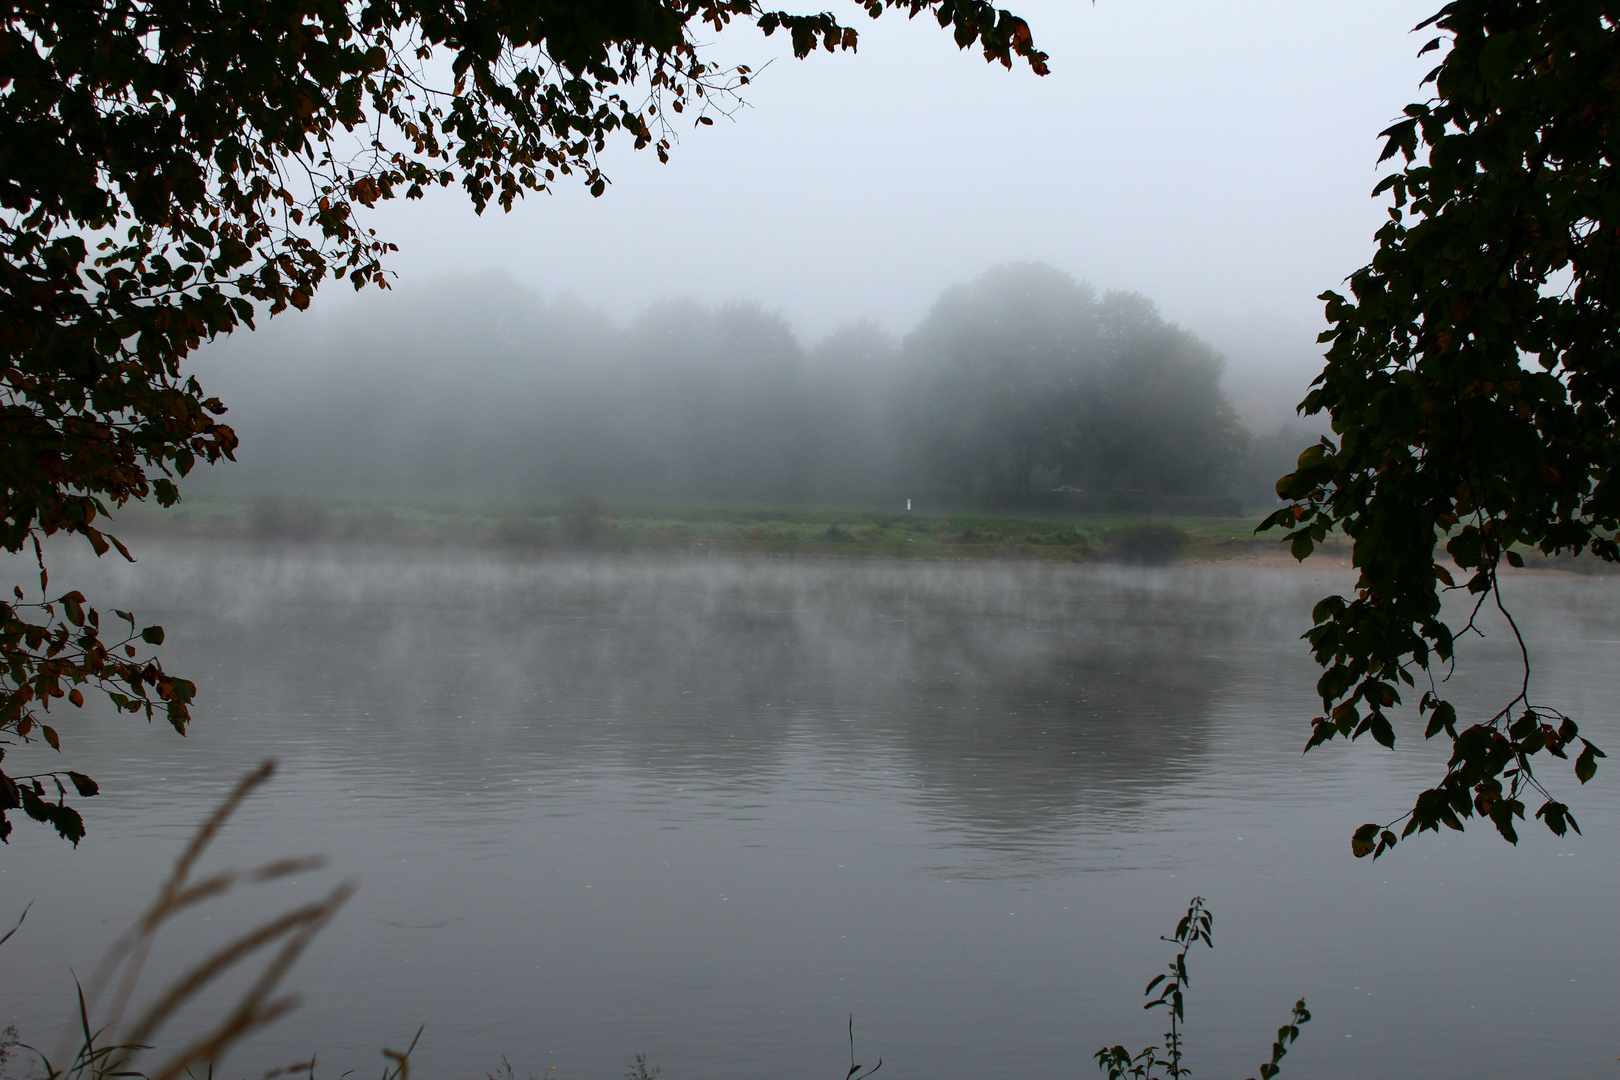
[
  {"xmin": 1261, "ymin": 0, "xmax": 1615, "ymax": 856},
  {"xmin": 1, "ymin": 571, "xmax": 188, "ymax": 844}
]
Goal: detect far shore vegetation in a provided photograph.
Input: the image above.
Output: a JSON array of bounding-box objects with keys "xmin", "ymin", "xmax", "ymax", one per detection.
[
  {"xmin": 113, "ymin": 493, "xmax": 1618, "ymax": 575},
  {"xmin": 114, "ymin": 492, "xmax": 1325, "ymax": 566}
]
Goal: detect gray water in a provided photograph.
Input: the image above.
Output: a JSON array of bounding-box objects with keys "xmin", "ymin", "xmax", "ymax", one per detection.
[{"xmin": 2, "ymin": 543, "xmax": 1616, "ymax": 1079}]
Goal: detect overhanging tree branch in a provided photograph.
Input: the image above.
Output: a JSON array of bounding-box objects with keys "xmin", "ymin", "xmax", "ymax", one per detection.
[
  {"xmin": 1263, "ymin": 0, "xmax": 1614, "ymax": 857},
  {"xmin": 0, "ymin": 0, "xmax": 1049, "ymax": 842}
]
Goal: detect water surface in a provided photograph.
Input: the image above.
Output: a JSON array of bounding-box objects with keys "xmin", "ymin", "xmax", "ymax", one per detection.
[{"xmin": 2, "ymin": 544, "xmax": 1615, "ymax": 1079}]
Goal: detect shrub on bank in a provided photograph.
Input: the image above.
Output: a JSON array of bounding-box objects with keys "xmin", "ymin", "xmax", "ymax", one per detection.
[{"xmin": 1105, "ymin": 522, "xmax": 1188, "ymax": 566}]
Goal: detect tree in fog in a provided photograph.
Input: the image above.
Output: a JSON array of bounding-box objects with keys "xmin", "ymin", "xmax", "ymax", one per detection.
[
  {"xmin": 899, "ymin": 264, "xmax": 1247, "ymax": 507},
  {"xmin": 898, "ymin": 264, "xmax": 1092, "ymax": 505},
  {"xmin": 801, "ymin": 322, "xmax": 902, "ymax": 505},
  {"xmin": 622, "ymin": 301, "xmax": 812, "ymax": 503},
  {"xmin": 1068, "ymin": 291, "xmax": 1249, "ymax": 497}
]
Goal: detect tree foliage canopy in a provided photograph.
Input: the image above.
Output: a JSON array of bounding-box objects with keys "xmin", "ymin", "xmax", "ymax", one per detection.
[
  {"xmin": 0, "ymin": 0, "xmax": 1047, "ymax": 842},
  {"xmin": 1266, "ymin": 0, "xmax": 1614, "ymax": 856}
]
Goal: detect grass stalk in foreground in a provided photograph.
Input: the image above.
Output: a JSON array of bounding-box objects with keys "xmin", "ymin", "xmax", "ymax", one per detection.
[{"xmin": 7, "ymin": 760, "xmax": 413, "ymax": 1080}]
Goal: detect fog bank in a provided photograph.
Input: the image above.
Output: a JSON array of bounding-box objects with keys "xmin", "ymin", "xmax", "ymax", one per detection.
[{"xmin": 191, "ymin": 265, "xmax": 1323, "ymax": 512}]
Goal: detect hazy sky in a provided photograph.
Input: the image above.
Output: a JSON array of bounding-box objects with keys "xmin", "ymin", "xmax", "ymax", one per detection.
[{"xmin": 344, "ymin": 2, "xmax": 1436, "ymax": 398}]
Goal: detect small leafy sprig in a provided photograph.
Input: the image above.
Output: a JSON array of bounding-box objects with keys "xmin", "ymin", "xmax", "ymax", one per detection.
[{"xmin": 1095, "ymin": 898, "xmax": 1309, "ymax": 1080}]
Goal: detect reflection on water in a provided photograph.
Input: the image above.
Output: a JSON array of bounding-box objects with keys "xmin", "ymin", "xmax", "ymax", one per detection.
[
  {"xmin": 1, "ymin": 544, "xmax": 1616, "ymax": 1080},
  {"xmin": 71, "ymin": 552, "xmax": 1238, "ymax": 839}
]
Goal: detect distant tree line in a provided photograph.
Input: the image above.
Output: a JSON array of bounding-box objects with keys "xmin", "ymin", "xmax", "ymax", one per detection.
[{"xmin": 193, "ymin": 263, "xmax": 1260, "ymax": 511}]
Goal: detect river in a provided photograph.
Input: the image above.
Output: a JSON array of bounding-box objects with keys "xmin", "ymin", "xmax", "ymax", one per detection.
[{"xmin": 2, "ymin": 542, "xmax": 1616, "ymax": 1079}]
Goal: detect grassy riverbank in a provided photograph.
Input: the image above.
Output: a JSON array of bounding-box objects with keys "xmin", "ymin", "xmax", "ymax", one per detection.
[{"xmin": 109, "ymin": 493, "xmax": 1312, "ymax": 564}]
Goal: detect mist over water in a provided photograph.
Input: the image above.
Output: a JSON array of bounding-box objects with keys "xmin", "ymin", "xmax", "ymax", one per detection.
[{"xmin": 3, "ymin": 543, "xmax": 1616, "ymax": 1080}]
